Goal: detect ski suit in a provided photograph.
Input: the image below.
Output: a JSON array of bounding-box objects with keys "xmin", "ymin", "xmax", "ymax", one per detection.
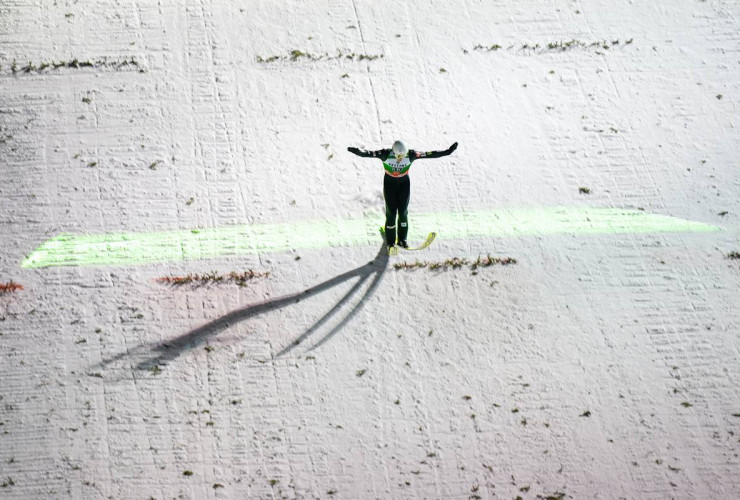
[{"xmin": 348, "ymin": 145, "xmax": 456, "ymax": 247}]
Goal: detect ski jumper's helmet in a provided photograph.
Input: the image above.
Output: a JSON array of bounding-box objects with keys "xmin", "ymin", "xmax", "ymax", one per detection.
[{"xmin": 392, "ymin": 140, "xmax": 407, "ymax": 157}]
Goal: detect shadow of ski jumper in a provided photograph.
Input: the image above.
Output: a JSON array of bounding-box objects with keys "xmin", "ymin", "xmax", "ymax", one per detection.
[{"xmin": 118, "ymin": 244, "xmax": 389, "ymax": 371}]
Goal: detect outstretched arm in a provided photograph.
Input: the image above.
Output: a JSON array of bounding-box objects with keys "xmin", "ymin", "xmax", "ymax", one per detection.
[
  {"xmin": 413, "ymin": 142, "xmax": 458, "ymax": 159},
  {"xmin": 347, "ymin": 147, "xmax": 390, "ymax": 158}
]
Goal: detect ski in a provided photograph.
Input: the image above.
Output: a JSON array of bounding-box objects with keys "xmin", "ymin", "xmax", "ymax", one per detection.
[
  {"xmin": 379, "ymin": 227, "xmax": 436, "ymax": 252},
  {"xmin": 399, "ymin": 232, "xmax": 436, "ymax": 251}
]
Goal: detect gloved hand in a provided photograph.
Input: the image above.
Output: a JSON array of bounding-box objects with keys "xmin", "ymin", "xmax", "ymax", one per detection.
[
  {"xmin": 447, "ymin": 142, "xmax": 458, "ymax": 154},
  {"xmin": 347, "ymin": 147, "xmax": 361, "ymax": 155}
]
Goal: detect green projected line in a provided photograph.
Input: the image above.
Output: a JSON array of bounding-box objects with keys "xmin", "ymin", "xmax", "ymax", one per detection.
[{"xmin": 21, "ymin": 207, "xmax": 721, "ymax": 269}]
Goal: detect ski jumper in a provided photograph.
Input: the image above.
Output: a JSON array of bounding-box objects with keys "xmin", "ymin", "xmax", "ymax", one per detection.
[{"xmin": 348, "ymin": 147, "xmax": 454, "ymax": 247}]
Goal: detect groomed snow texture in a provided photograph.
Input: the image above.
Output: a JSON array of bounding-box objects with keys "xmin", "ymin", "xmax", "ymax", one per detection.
[{"xmin": 1, "ymin": 1, "xmax": 739, "ymax": 499}]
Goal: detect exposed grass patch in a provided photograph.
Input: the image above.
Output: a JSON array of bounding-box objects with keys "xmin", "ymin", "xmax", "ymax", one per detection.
[
  {"xmin": 156, "ymin": 270, "xmax": 270, "ymax": 287},
  {"xmin": 473, "ymin": 43, "xmax": 502, "ymax": 52},
  {"xmin": 539, "ymin": 492, "xmax": 566, "ymax": 500},
  {"xmin": 470, "ymin": 39, "xmax": 633, "ymax": 55},
  {"xmin": 8, "ymin": 57, "xmax": 142, "ymax": 74},
  {"xmin": 394, "ymin": 255, "xmax": 516, "ymax": 272},
  {"xmin": 0, "ymin": 281, "xmax": 23, "ymax": 294},
  {"xmin": 257, "ymin": 49, "xmax": 384, "ymax": 64},
  {"xmin": 544, "ymin": 39, "xmax": 631, "ymax": 52}
]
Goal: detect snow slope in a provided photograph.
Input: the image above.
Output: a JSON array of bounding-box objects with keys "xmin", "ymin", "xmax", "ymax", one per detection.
[{"xmin": 1, "ymin": 0, "xmax": 739, "ymax": 498}]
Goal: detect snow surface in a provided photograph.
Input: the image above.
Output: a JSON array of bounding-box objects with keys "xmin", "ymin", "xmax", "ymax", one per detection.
[{"xmin": 1, "ymin": 0, "xmax": 740, "ymax": 498}]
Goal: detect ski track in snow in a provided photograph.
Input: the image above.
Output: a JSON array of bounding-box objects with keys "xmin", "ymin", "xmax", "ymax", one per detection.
[{"xmin": 1, "ymin": 0, "xmax": 739, "ymax": 498}]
